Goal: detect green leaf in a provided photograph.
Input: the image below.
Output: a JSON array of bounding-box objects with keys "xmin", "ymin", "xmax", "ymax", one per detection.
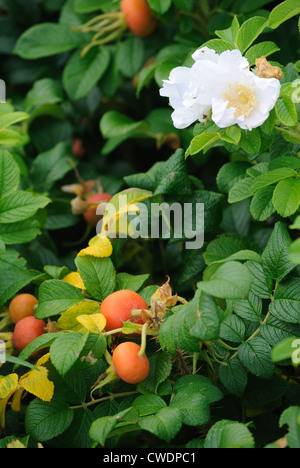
[
  {"xmin": 89, "ymin": 409, "xmax": 133, "ymax": 447},
  {"xmin": 35, "ymin": 279, "xmax": 84, "ymax": 319},
  {"xmin": 0, "ymin": 112, "xmax": 28, "ymax": 131},
  {"xmin": 217, "ymin": 162, "xmax": 250, "ymax": 194},
  {"xmin": 251, "ymin": 168, "xmax": 297, "ymax": 193},
  {"xmin": 25, "ymin": 398, "xmax": 74, "ymax": 442},
  {"xmin": 75, "ymin": 256, "xmax": 116, "ymax": 301},
  {"xmin": 0, "ymin": 150, "xmax": 20, "ymax": 198},
  {"xmin": 138, "ymin": 407, "xmax": 182, "ymax": 443},
  {"xmin": 0, "ymin": 249, "xmax": 40, "ymax": 307},
  {"xmin": 133, "ymin": 394, "xmax": 167, "ymax": 417},
  {"xmin": 245, "ymin": 41, "xmax": 280, "ymax": 66},
  {"xmin": 116, "ymin": 37, "xmax": 145, "ymax": 78},
  {"xmin": 14, "ymin": 22, "xmax": 84, "ymax": 59},
  {"xmin": 100, "ymin": 111, "xmax": 148, "ymax": 139},
  {"xmin": 170, "ymin": 388, "xmax": 211, "ymax": 427},
  {"xmin": 18, "ymin": 333, "xmax": 61, "ymax": 363},
  {"xmin": 198, "ymin": 262, "xmax": 252, "ymax": 299},
  {"xmin": 219, "ymin": 359, "xmax": 248, "ymax": 397},
  {"xmin": 289, "ymin": 239, "xmax": 300, "ymax": 265},
  {"xmin": 220, "ymin": 315, "xmax": 246, "ymax": 343},
  {"xmin": 204, "ymin": 420, "xmax": 255, "ymax": 448},
  {"xmin": 116, "ymin": 272, "xmax": 149, "ymax": 292},
  {"xmin": 271, "ymin": 336, "xmax": 300, "ymax": 363},
  {"xmin": 236, "ymin": 16, "xmax": 268, "ymax": 53},
  {"xmin": 30, "ymin": 142, "xmax": 75, "ymax": 193},
  {"xmin": 261, "ymin": 222, "xmax": 296, "ymax": 282},
  {"xmin": 63, "ymin": 47, "xmax": 110, "ymax": 101},
  {"xmin": 50, "ymin": 331, "xmax": 89, "ymax": 376},
  {"xmin": 272, "ymin": 178, "xmax": 300, "ymax": 217},
  {"xmin": 246, "ymin": 260, "xmax": 273, "ymax": 299},
  {"xmin": 275, "ymin": 96, "xmax": 298, "ymax": 127},
  {"xmin": 74, "ymin": 0, "xmax": 107, "ymax": 13},
  {"xmin": 269, "ymin": 0, "xmax": 300, "ymax": 29},
  {"xmin": 269, "ymin": 278, "xmax": 300, "ymax": 324},
  {"xmin": 215, "ymin": 16, "xmax": 240, "ymax": 44},
  {"xmin": 0, "ymin": 191, "xmax": 50, "ymax": 224},
  {"xmin": 233, "ymin": 292, "xmax": 263, "ymax": 324},
  {"xmin": 239, "ymin": 128, "xmax": 261, "ymax": 154},
  {"xmin": 189, "ymin": 292, "xmax": 220, "ymax": 341},
  {"xmin": 147, "ymin": 0, "xmax": 172, "ymax": 14},
  {"xmin": 173, "ymin": 374, "xmax": 223, "ymax": 404},
  {"xmin": 0, "ymin": 219, "xmax": 41, "ymax": 245},
  {"xmin": 138, "ymin": 352, "xmax": 172, "ymax": 393},
  {"xmin": 238, "ymin": 337, "xmax": 275, "ymax": 379},
  {"xmin": 261, "ymin": 318, "xmax": 300, "ymax": 347},
  {"xmin": 250, "ymin": 185, "xmax": 276, "ymax": 221},
  {"xmin": 279, "ymin": 406, "xmax": 300, "ymax": 448},
  {"xmin": 228, "ymin": 177, "xmax": 253, "ymax": 203},
  {"xmin": 24, "ymin": 78, "xmax": 64, "ymax": 112}
]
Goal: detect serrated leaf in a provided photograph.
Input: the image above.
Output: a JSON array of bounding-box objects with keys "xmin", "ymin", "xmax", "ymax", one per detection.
[
  {"xmin": 236, "ymin": 16, "xmax": 268, "ymax": 53},
  {"xmin": 25, "ymin": 398, "xmax": 74, "ymax": 442},
  {"xmin": 57, "ymin": 301, "xmax": 100, "ymax": 331},
  {"xmin": 272, "ymin": 178, "xmax": 300, "ymax": 217},
  {"xmin": 19, "ymin": 366, "xmax": 54, "ymax": 402},
  {"xmin": 89, "ymin": 409, "xmax": 133, "ymax": 446},
  {"xmin": 238, "ymin": 337, "xmax": 274, "ymax": 379},
  {"xmin": 198, "ymin": 262, "xmax": 252, "ymax": 299},
  {"xmin": 219, "ymin": 360, "xmax": 248, "ymax": 397},
  {"xmin": 138, "ymin": 352, "xmax": 172, "ymax": 393},
  {"xmin": 138, "ymin": 407, "xmax": 182, "ymax": 443},
  {"xmin": 35, "ymin": 279, "xmax": 84, "ymax": 319},
  {"xmin": 77, "ymin": 236, "xmax": 113, "ymax": 258},
  {"xmin": 0, "ymin": 150, "xmax": 20, "ymax": 198},
  {"xmin": 205, "ymin": 420, "xmax": 255, "ymax": 448},
  {"xmin": 50, "ymin": 331, "xmax": 89, "ymax": 376},
  {"xmin": 75, "ymin": 256, "xmax": 115, "ymax": 301},
  {"xmin": 269, "ymin": 0, "xmax": 300, "ymax": 29},
  {"xmin": 261, "ymin": 222, "xmax": 296, "ymax": 282},
  {"xmin": 0, "ymin": 191, "xmax": 50, "ymax": 224}
]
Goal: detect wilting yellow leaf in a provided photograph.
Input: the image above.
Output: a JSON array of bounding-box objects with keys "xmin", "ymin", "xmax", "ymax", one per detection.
[
  {"xmin": 76, "ymin": 313, "xmax": 106, "ymax": 334},
  {"xmin": 63, "ymin": 271, "xmax": 86, "ymax": 290},
  {"xmin": 10, "ymin": 387, "xmax": 25, "ymax": 412},
  {"xmin": 77, "ymin": 236, "xmax": 113, "ymax": 258},
  {"xmin": 0, "ymin": 395, "xmax": 10, "ymax": 428},
  {"xmin": 19, "ymin": 366, "xmax": 54, "ymax": 402},
  {"xmin": 57, "ymin": 301, "xmax": 100, "ymax": 331},
  {"xmin": 0, "ymin": 373, "xmax": 18, "ymax": 399},
  {"xmin": 36, "ymin": 352, "xmax": 51, "ymax": 367}
]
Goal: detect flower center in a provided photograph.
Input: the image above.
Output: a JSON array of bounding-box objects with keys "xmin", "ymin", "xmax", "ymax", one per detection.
[{"xmin": 223, "ymin": 82, "xmax": 257, "ymax": 118}]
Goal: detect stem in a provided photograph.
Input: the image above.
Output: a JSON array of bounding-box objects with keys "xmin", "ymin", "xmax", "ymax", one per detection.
[
  {"xmin": 138, "ymin": 323, "xmax": 148, "ymax": 357},
  {"xmin": 70, "ymin": 391, "xmax": 138, "ymax": 410},
  {"xmin": 177, "ymin": 296, "xmax": 188, "ymax": 305},
  {"xmin": 193, "ymin": 352, "xmax": 200, "ymax": 374}
]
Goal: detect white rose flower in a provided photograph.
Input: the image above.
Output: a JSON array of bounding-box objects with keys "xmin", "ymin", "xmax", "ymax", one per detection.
[
  {"xmin": 160, "ymin": 47, "xmax": 281, "ymax": 131},
  {"xmin": 159, "ymin": 65, "xmax": 211, "ymax": 130}
]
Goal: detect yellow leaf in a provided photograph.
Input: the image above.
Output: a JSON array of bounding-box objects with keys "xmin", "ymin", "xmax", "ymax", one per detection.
[
  {"xmin": 63, "ymin": 272, "xmax": 86, "ymax": 290},
  {"xmin": 0, "ymin": 373, "xmax": 18, "ymax": 399},
  {"xmin": 36, "ymin": 352, "xmax": 51, "ymax": 367},
  {"xmin": 19, "ymin": 366, "xmax": 54, "ymax": 402},
  {"xmin": 10, "ymin": 387, "xmax": 25, "ymax": 412},
  {"xmin": 57, "ymin": 301, "xmax": 100, "ymax": 331},
  {"xmin": 77, "ymin": 236, "xmax": 113, "ymax": 258},
  {"xmin": 0, "ymin": 395, "xmax": 10, "ymax": 428},
  {"xmin": 7, "ymin": 440, "xmax": 26, "ymax": 448},
  {"xmin": 76, "ymin": 313, "xmax": 106, "ymax": 334}
]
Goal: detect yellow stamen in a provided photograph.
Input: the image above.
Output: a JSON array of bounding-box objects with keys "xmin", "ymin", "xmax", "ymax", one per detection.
[{"xmin": 223, "ymin": 82, "xmax": 257, "ymax": 118}]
